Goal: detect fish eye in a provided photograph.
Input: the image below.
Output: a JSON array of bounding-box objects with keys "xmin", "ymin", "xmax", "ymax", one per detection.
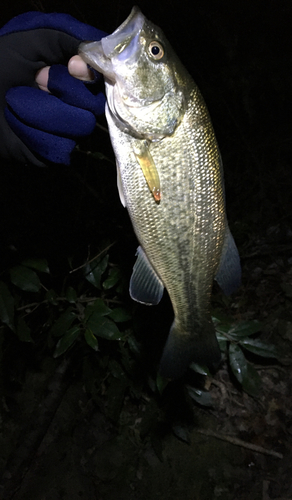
[{"xmin": 148, "ymin": 41, "xmax": 164, "ymax": 60}]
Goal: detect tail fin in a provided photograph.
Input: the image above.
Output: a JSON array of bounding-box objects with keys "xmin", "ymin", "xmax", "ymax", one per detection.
[{"xmin": 159, "ymin": 320, "xmax": 221, "ymax": 380}]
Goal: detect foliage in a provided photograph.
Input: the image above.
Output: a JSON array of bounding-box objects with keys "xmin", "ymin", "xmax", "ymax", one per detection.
[
  {"xmin": 0, "ymin": 245, "xmax": 133, "ymax": 361},
  {"xmin": 0, "ymin": 248, "xmax": 281, "ymax": 450},
  {"xmin": 211, "ymin": 312, "xmax": 280, "ymax": 397},
  {"xmin": 171, "ymin": 314, "xmax": 281, "ymax": 444},
  {"xmin": 0, "ymin": 245, "xmax": 159, "ymax": 428}
]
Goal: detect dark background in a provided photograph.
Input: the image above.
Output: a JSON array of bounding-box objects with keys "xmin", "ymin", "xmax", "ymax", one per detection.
[
  {"xmin": 0, "ymin": 2, "xmax": 292, "ymax": 499},
  {"xmin": 1, "ymin": 0, "xmax": 291, "ymax": 269}
]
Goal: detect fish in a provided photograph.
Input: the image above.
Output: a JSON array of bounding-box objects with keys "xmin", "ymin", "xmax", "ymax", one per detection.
[{"xmin": 79, "ymin": 6, "xmax": 241, "ymax": 379}]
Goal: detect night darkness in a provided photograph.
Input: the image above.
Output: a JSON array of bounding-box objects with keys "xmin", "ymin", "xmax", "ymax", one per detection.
[
  {"xmin": 1, "ymin": 0, "xmax": 291, "ymax": 264},
  {"xmin": 1, "ymin": 1, "xmax": 292, "ymax": 499}
]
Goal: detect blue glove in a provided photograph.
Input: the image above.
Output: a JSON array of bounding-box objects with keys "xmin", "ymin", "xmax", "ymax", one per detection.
[{"xmin": 0, "ymin": 12, "xmax": 107, "ymax": 165}]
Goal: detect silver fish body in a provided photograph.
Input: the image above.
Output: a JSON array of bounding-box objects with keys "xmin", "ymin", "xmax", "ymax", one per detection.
[{"xmin": 79, "ymin": 7, "xmax": 241, "ymax": 379}]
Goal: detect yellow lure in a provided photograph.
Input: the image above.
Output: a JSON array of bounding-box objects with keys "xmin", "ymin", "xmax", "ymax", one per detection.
[{"xmin": 133, "ymin": 141, "xmax": 161, "ymax": 202}]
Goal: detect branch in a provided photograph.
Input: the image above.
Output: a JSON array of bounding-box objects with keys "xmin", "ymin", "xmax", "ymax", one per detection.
[{"xmin": 197, "ymin": 428, "xmax": 283, "ymax": 459}]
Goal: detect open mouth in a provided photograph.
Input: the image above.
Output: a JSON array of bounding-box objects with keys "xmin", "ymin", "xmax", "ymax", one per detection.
[{"xmin": 78, "ymin": 7, "xmax": 145, "ymax": 80}]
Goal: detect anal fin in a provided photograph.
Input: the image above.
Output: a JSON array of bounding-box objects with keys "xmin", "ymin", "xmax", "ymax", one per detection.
[
  {"xmin": 215, "ymin": 226, "xmax": 241, "ymax": 295},
  {"xmin": 130, "ymin": 246, "xmax": 164, "ymax": 305}
]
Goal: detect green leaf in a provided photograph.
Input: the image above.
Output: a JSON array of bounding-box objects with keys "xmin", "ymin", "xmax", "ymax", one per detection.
[
  {"xmin": 215, "ymin": 332, "xmax": 228, "ymax": 352},
  {"xmin": 156, "ymin": 373, "xmax": 169, "ymax": 394},
  {"xmin": 85, "ymin": 255, "xmax": 109, "ymax": 289},
  {"xmin": 0, "ymin": 281, "xmax": 15, "ymax": 331},
  {"xmin": 229, "ymin": 343, "xmax": 261, "ymax": 396},
  {"xmin": 103, "ymin": 267, "xmax": 121, "ymax": 290},
  {"xmin": 229, "ymin": 343, "xmax": 247, "ymax": 384},
  {"xmin": 84, "ymin": 328, "xmax": 99, "ymax": 351},
  {"xmin": 53, "ymin": 325, "xmax": 80, "ymax": 357},
  {"xmin": 84, "ymin": 298, "xmax": 112, "ymax": 320},
  {"xmin": 127, "ymin": 335, "xmax": 141, "ymax": 355},
  {"xmin": 10, "ymin": 265, "xmax": 41, "ymax": 292},
  {"xmin": 17, "ymin": 317, "xmax": 33, "ymax": 342},
  {"xmin": 227, "ymin": 320, "xmax": 262, "ymax": 340},
  {"xmin": 189, "ymin": 363, "xmax": 211, "ymax": 376},
  {"xmin": 49, "ymin": 308, "xmax": 77, "ymax": 337},
  {"xmin": 241, "ymin": 363, "xmax": 262, "ymax": 397},
  {"xmin": 65, "ymin": 286, "xmax": 77, "ymax": 303},
  {"xmin": 172, "ymin": 424, "xmax": 191, "ymax": 444},
  {"xmin": 186, "ymin": 386, "xmax": 213, "ymax": 407},
  {"xmin": 214, "ymin": 323, "xmax": 233, "ymax": 335},
  {"xmin": 239, "ymin": 338, "xmax": 279, "ymax": 359},
  {"xmin": 87, "ymin": 315, "xmax": 121, "ymax": 340},
  {"xmin": 108, "ymin": 307, "xmax": 131, "ymax": 323},
  {"xmin": 21, "ymin": 258, "xmax": 50, "ymax": 274}
]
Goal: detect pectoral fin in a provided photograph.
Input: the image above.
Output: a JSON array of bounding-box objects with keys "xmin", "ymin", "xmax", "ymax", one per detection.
[
  {"xmin": 133, "ymin": 141, "xmax": 161, "ymax": 202},
  {"xmin": 215, "ymin": 226, "xmax": 241, "ymax": 295},
  {"xmin": 130, "ymin": 246, "xmax": 164, "ymax": 305}
]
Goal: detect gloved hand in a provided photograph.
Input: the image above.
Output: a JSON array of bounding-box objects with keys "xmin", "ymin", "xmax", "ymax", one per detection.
[{"xmin": 0, "ymin": 12, "xmax": 107, "ymax": 166}]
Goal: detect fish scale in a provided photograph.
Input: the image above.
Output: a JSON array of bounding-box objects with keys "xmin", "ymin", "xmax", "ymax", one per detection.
[
  {"xmin": 108, "ymin": 86, "xmax": 224, "ymax": 360},
  {"xmin": 79, "ymin": 6, "xmax": 241, "ymax": 379}
]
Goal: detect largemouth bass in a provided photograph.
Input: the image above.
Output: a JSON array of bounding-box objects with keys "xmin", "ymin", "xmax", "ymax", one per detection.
[{"xmin": 79, "ymin": 7, "xmax": 241, "ymax": 379}]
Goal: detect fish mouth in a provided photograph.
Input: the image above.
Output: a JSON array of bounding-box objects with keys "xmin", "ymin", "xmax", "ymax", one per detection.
[{"xmin": 78, "ymin": 6, "xmax": 145, "ymax": 82}]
